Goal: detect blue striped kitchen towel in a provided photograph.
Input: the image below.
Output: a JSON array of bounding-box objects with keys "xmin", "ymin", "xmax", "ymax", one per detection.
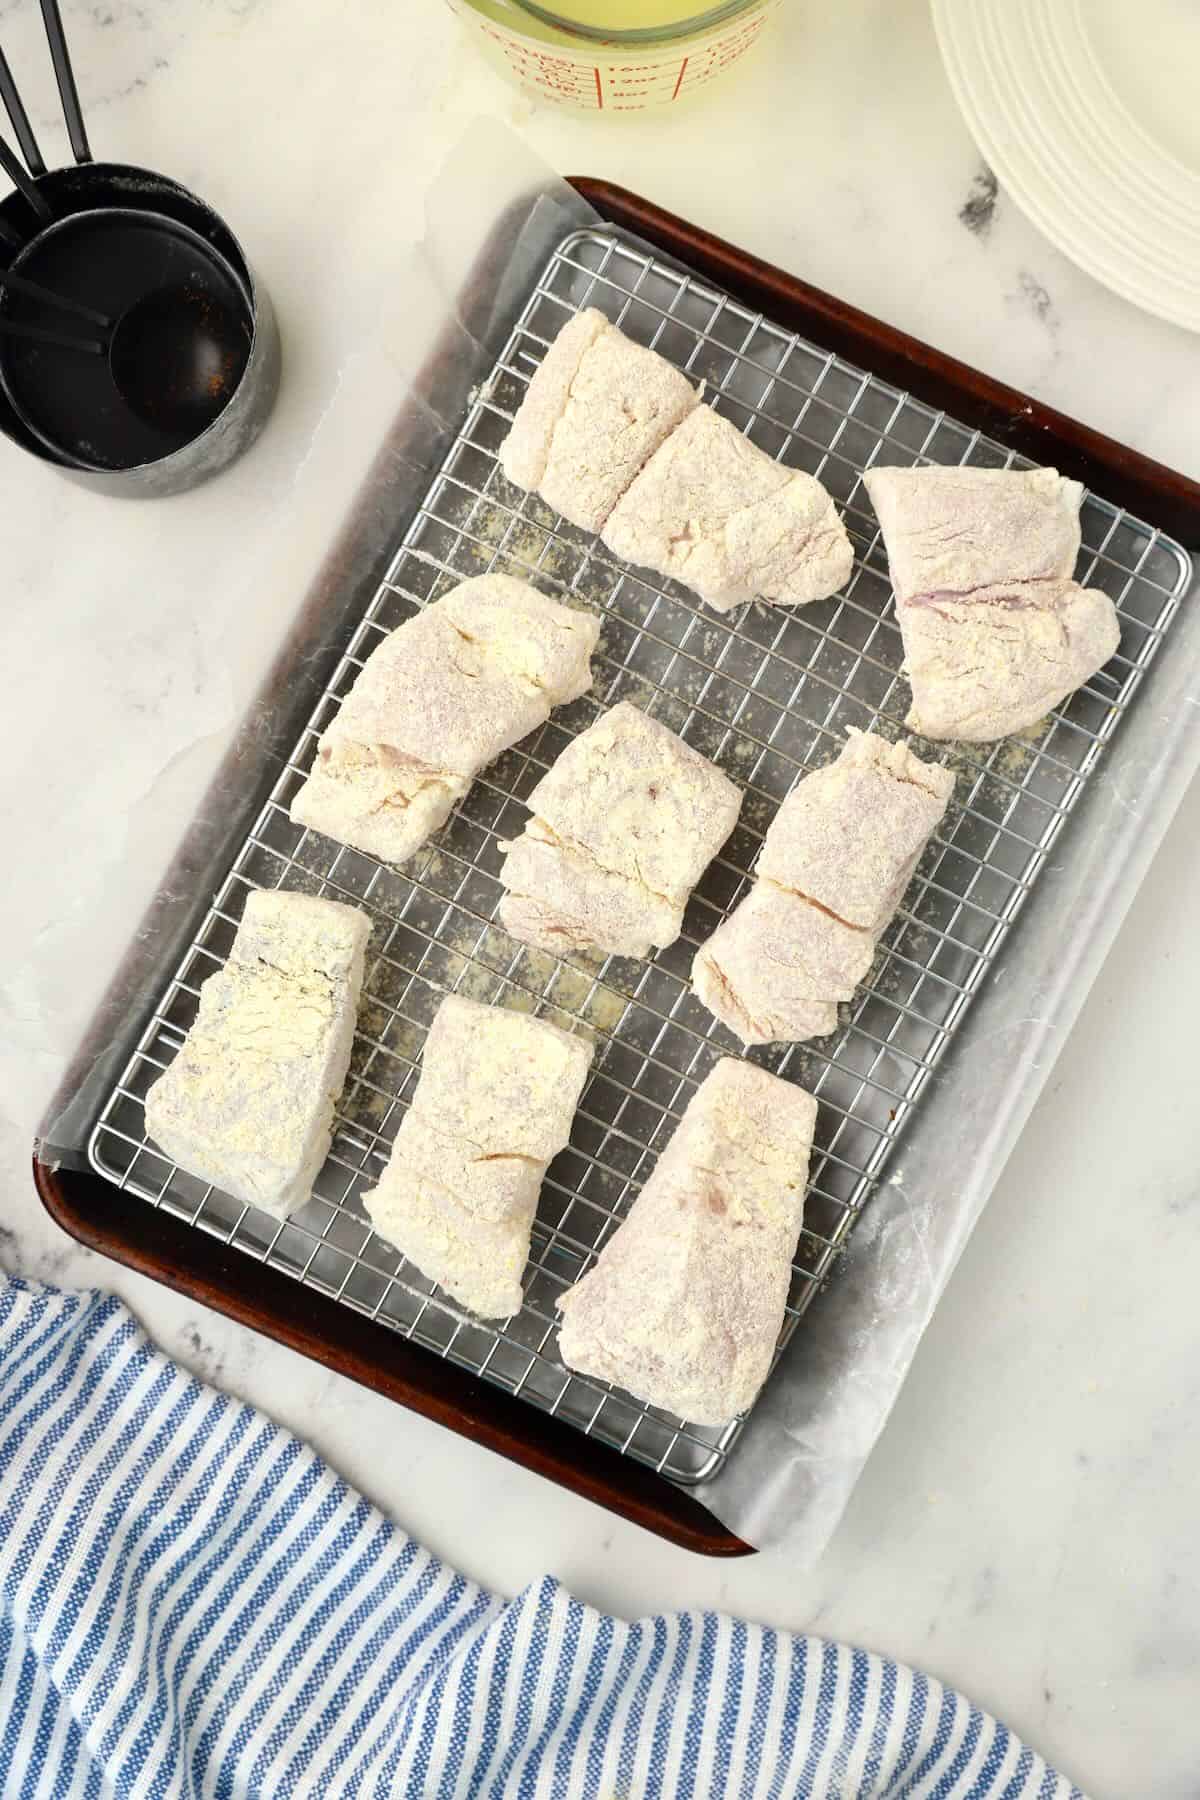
[{"xmin": 0, "ymin": 1275, "xmax": 1084, "ymax": 1799}]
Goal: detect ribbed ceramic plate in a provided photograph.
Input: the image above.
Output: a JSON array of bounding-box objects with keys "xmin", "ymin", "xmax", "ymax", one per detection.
[{"xmin": 932, "ymin": 0, "xmax": 1200, "ymax": 332}]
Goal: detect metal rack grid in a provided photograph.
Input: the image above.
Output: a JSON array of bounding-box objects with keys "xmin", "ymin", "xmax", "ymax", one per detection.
[{"xmin": 89, "ymin": 226, "xmax": 1190, "ymax": 1487}]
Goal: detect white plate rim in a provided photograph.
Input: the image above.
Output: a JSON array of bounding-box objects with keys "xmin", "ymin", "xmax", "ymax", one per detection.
[{"xmin": 931, "ymin": 0, "xmax": 1200, "ymax": 334}]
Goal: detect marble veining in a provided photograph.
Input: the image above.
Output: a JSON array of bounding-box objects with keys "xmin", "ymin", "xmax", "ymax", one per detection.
[
  {"xmin": 958, "ymin": 164, "xmax": 999, "ymax": 237},
  {"xmin": 1011, "ymin": 267, "xmax": 1058, "ymax": 329},
  {"xmin": 2, "ymin": 2, "xmax": 1199, "ymax": 1796}
]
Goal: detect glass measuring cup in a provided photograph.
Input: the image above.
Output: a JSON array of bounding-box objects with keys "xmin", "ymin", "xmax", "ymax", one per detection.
[{"xmin": 446, "ymin": 0, "xmax": 781, "ymax": 111}]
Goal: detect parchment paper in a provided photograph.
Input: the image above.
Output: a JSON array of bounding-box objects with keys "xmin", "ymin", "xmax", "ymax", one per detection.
[{"xmin": 26, "ymin": 126, "xmax": 1200, "ymax": 1559}]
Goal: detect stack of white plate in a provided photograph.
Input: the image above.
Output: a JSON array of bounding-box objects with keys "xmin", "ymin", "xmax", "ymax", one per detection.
[{"xmin": 931, "ymin": 0, "xmax": 1200, "ymax": 332}]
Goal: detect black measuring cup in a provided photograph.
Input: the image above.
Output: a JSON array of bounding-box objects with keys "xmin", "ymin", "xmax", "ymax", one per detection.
[{"xmin": 0, "ymin": 3, "xmax": 280, "ymax": 497}]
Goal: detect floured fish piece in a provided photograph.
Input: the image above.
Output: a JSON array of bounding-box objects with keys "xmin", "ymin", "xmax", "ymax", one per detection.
[
  {"xmin": 145, "ymin": 890, "xmax": 370, "ymax": 1219},
  {"xmin": 603, "ymin": 405, "xmax": 854, "ymax": 613},
  {"xmin": 693, "ymin": 729, "xmax": 954, "ymax": 1046},
  {"xmin": 557, "ymin": 1058, "xmax": 817, "ymax": 1425},
  {"xmin": 755, "ymin": 728, "xmax": 957, "ymax": 927},
  {"xmin": 863, "ymin": 464, "xmax": 1120, "ymax": 741},
  {"xmin": 863, "ymin": 464, "xmax": 1085, "ymax": 602},
  {"xmin": 692, "ymin": 883, "xmax": 857, "ymax": 1047},
  {"xmin": 498, "ymin": 701, "xmax": 742, "ymax": 960},
  {"xmin": 291, "ymin": 575, "xmax": 599, "ymax": 864},
  {"xmin": 363, "ymin": 995, "xmax": 592, "ymax": 1320},
  {"xmin": 499, "ymin": 310, "xmax": 852, "ymax": 614},
  {"xmin": 896, "ymin": 580, "xmax": 1122, "ymax": 744},
  {"xmin": 499, "ymin": 307, "xmax": 698, "ymax": 534}
]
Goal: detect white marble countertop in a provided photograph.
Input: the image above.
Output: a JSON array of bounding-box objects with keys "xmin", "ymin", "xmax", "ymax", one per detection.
[{"xmin": 2, "ymin": 3, "xmax": 1199, "ymax": 1794}]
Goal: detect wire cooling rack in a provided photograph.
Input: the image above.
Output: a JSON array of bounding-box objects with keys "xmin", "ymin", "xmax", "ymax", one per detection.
[{"xmin": 89, "ymin": 227, "xmax": 1190, "ymax": 1487}]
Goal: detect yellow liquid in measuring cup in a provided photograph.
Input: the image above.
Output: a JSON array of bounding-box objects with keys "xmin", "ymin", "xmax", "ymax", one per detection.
[
  {"xmin": 532, "ymin": 0, "xmax": 716, "ymax": 26},
  {"xmin": 450, "ymin": 0, "xmax": 779, "ymax": 109}
]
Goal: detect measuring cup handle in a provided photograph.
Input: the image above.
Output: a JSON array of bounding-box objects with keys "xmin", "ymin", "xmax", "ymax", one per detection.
[{"xmin": 39, "ymin": 0, "xmax": 93, "ymax": 166}]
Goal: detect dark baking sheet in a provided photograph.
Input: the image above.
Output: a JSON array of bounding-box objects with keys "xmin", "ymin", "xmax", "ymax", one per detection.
[{"xmin": 35, "ymin": 179, "xmax": 1200, "ymax": 1556}]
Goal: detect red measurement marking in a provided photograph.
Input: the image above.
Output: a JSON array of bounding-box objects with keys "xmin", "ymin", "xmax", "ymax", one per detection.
[
  {"xmin": 594, "ymin": 66, "xmax": 603, "ymax": 107},
  {"xmin": 671, "ymin": 56, "xmax": 689, "ymax": 99}
]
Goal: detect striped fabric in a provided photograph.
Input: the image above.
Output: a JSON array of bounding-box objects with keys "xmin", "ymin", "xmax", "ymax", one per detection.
[{"xmin": 0, "ymin": 1277, "xmax": 1083, "ymax": 1799}]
